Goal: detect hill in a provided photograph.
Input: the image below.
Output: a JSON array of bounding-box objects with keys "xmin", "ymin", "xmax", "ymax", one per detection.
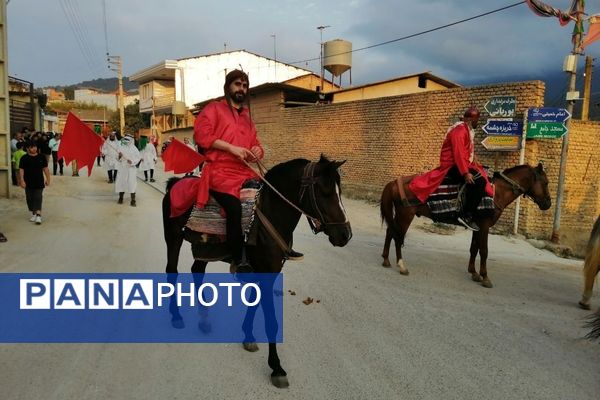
[{"xmin": 47, "ymin": 77, "xmax": 138, "ymax": 94}]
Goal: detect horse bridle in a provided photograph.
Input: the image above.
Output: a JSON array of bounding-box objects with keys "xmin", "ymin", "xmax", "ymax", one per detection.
[
  {"xmin": 299, "ymin": 162, "xmax": 349, "ymax": 234},
  {"xmin": 248, "ymin": 159, "xmax": 347, "ymax": 235},
  {"xmin": 496, "ymin": 168, "xmax": 544, "ymax": 203}
]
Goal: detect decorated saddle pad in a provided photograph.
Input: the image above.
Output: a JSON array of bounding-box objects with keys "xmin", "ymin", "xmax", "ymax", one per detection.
[
  {"xmin": 185, "ymin": 180, "xmax": 262, "ymax": 239},
  {"xmin": 426, "ymin": 173, "xmax": 494, "ymax": 223}
]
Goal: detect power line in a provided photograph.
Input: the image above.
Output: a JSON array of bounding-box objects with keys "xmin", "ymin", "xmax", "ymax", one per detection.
[
  {"xmin": 287, "ymin": 1, "xmax": 526, "ymax": 66},
  {"xmin": 64, "ymin": 0, "xmax": 104, "ymax": 76},
  {"xmin": 103, "ymin": 0, "xmax": 109, "ymax": 57}
]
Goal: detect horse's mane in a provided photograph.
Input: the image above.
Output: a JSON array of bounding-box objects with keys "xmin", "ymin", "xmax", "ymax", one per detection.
[
  {"xmin": 494, "ymin": 164, "xmax": 530, "ymax": 179},
  {"xmin": 264, "ymin": 158, "xmax": 311, "ymax": 182}
]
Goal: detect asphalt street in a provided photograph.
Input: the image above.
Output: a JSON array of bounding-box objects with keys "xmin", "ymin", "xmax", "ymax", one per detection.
[{"xmin": 0, "ymin": 163, "xmax": 598, "ymax": 400}]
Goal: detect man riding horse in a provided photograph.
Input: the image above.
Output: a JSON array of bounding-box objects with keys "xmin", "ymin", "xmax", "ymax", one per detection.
[
  {"xmin": 408, "ymin": 107, "xmax": 494, "ymax": 231},
  {"xmin": 192, "ymin": 69, "xmax": 302, "ymax": 272}
]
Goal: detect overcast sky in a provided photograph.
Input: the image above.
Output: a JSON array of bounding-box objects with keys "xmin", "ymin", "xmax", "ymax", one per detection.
[{"xmin": 7, "ymin": 0, "xmax": 599, "ymax": 88}]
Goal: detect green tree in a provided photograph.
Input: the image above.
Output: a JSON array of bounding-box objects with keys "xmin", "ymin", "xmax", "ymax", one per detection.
[{"xmin": 109, "ymin": 100, "xmax": 149, "ymax": 135}]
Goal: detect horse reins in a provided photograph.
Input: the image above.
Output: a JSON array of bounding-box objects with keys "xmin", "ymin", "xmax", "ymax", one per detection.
[{"xmin": 242, "ymin": 158, "xmax": 322, "ymax": 232}]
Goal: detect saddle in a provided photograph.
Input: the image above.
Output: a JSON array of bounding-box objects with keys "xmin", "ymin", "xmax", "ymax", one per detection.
[
  {"xmin": 397, "ymin": 172, "xmax": 494, "ymax": 224},
  {"xmin": 184, "ymin": 179, "xmax": 262, "ymax": 261}
]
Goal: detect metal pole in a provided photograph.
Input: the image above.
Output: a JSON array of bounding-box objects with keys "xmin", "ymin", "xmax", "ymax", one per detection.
[
  {"xmin": 317, "ymin": 25, "xmax": 330, "ymax": 93},
  {"xmin": 513, "ymin": 112, "xmax": 528, "ymax": 235},
  {"xmin": 551, "ymin": 0, "xmax": 584, "ymax": 243}
]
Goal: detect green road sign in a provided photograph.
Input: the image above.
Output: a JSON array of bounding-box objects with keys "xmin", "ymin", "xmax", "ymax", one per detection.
[{"xmin": 526, "ymin": 121, "xmax": 567, "ymax": 139}]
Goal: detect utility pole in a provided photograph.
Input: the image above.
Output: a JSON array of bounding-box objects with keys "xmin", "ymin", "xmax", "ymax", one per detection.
[
  {"xmin": 551, "ymin": 0, "xmax": 585, "ymax": 243},
  {"xmin": 107, "ymin": 54, "xmax": 125, "ymax": 136},
  {"xmin": 317, "ymin": 25, "xmax": 330, "ymax": 93},
  {"xmin": 581, "ymin": 55, "xmax": 594, "ymax": 121}
]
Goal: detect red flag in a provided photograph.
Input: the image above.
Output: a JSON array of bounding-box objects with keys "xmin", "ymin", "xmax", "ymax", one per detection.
[
  {"xmin": 162, "ymin": 138, "xmax": 205, "ymax": 174},
  {"xmin": 58, "ymin": 112, "xmax": 104, "ymax": 176},
  {"xmin": 582, "ymin": 15, "xmax": 600, "ymax": 49}
]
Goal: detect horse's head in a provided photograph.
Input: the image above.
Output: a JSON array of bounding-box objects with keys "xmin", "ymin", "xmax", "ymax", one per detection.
[
  {"xmin": 299, "ymin": 155, "xmax": 352, "ymax": 247},
  {"xmin": 526, "ymin": 162, "xmax": 552, "ymax": 211}
]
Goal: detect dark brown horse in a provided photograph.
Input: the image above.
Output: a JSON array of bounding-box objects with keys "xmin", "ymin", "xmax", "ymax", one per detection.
[
  {"xmin": 380, "ymin": 163, "xmax": 551, "ymax": 288},
  {"xmin": 162, "ymin": 156, "xmax": 352, "ymax": 388}
]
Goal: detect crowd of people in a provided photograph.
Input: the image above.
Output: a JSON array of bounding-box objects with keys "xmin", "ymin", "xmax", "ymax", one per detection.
[{"xmin": 0, "ymin": 127, "xmax": 188, "ymax": 242}]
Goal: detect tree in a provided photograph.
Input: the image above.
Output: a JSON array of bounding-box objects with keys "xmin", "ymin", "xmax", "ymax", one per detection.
[{"xmin": 108, "ymin": 100, "xmax": 149, "ymax": 135}]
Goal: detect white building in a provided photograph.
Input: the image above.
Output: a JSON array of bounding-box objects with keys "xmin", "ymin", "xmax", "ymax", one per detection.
[
  {"xmin": 74, "ymin": 88, "xmax": 139, "ymax": 111},
  {"xmin": 130, "ymin": 50, "xmax": 313, "ymax": 137}
]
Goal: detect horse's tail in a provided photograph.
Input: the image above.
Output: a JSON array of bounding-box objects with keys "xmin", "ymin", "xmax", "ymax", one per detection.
[
  {"xmin": 380, "ymin": 180, "xmax": 402, "ymax": 236},
  {"xmin": 585, "ymin": 308, "xmax": 600, "ymax": 340},
  {"xmin": 162, "ymin": 177, "xmax": 183, "ymax": 241},
  {"xmin": 166, "ymin": 177, "xmax": 182, "ymax": 193},
  {"xmin": 582, "ymin": 216, "xmax": 600, "ymax": 302}
]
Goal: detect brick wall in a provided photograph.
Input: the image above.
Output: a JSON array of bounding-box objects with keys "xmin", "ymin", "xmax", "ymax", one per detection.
[{"xmin": 253, "ymin": 80, "xmax": 597, "ymax": 253}]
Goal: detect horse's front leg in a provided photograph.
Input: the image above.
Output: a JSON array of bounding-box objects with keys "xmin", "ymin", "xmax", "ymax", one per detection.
[
  {"xmin": 468, "ymin": 230, "xmax": 482, "ymax": 282},
  {"xmin": 381, "ymin": 227, "xmax": 392, "ymax": 267},
  {"xmin": 260, "ymin": 277, "xmax": 288, "ymax": 388},
  {"xmin": 191, "ymin": 266, "xmax": 212, "ymax": 333},
  {"xmin": 478, "ymin": 223, "xmax": 493, "ymax": 288},
  {"xmin": 242, "ymin": 286, "xmax": 260, "ymax": 352}
]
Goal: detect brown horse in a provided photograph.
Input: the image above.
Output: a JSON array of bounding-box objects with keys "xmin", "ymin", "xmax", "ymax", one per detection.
[
  {"xmin": 579, "ymin": 215, "xmax": 600, "ymax": 310},
  {"xmin": 380, "ymin": 163, "xmax": 551, "ymax": 288}
]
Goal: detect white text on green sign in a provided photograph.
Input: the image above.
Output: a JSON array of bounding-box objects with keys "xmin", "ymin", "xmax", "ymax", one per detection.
[{"xmin": 526, "ymin": 122, "xmax": 567, "ymax": 139}]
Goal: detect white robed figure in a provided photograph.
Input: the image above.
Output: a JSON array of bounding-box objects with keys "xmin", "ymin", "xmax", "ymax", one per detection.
[
  {"xmin": 140, "ymin": 141, "xmax": 157, "ymax": 182},
  {"xmin": 115, "ymin": 134, "xmax": 141, "ymax": 206},
  {"xmin": 101, "ymin": 132, "xmax": 120, "ymax": 183}
]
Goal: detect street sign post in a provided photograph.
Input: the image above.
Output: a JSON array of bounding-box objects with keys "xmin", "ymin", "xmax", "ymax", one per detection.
[
  {"xmin": 484, "ymin": 96, "xmax": 517, "ymax": 117},
  {"xmin": 481, "ymin": 135, "xmax": 521, "ymax": 151},
  {"xmin": 482, "ymin": 120, "xmax": 523, "ymax": 136},
  {"xmin": 526, "ymin": 121, "xmax": 568, "ymax": 139}
]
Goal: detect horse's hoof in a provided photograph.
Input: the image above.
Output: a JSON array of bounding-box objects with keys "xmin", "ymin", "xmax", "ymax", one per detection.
[
  {"xmin": 481, "ymin": 278, "xmax": 493, "ymax": 288},
  {"xmin": 271, "ymin": 375, "xmax": 289, "ymax": 389},
  {"xmin": 382, "ymin": 260, "xmax": 391, "ymax": 268},
  {"xmin": 578, "ymin": 301, "xmax": 591, "ymax": 310},
  {"xmin": 397, "ymin": 260, "xmax": 409, "ymax": 275},
  {"xmin": 243, "ymin": 342, "xmax": 259, "ymax": 352},
  {"xmin": 198, "ymin": 321, "xmax": 212, "ymax": 333},
  {"xmin": 171, "ymin": 318, "xmax": 185, "ymax": 329},
  {"xmin": 471, "ymin": 273, "xmax": 483, "ymax": 283}
]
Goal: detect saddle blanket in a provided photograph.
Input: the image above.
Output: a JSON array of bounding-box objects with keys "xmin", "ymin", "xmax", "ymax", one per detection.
[
  {"xmin": 426, "ymin": 175, "xmax": 494, "ymax": 223},
  {"xmin": 185, "ymin": 180, "xmax": 261, "ymax": 238}
]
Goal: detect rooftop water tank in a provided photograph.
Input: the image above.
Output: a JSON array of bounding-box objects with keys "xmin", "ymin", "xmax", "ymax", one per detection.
[{"xmin": 323, "ymin": 39, "xmax": 352, "ymax": 77}]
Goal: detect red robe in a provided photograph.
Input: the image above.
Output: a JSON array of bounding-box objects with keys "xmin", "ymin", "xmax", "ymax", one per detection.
[
  {"xmin": 409, "ymin": 122, "xmax": 493, "ymax": 203},
  {"xmin": 193, "ymin": 100, "xmax": 263, "ymax": 208}
]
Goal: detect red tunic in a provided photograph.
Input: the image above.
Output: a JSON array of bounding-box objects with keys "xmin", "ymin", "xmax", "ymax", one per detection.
[
  {"xmin": 193, "ymin": 100, "xmax": 263, "ymax": 208},
  {"xmin": 409, "ymin": 122, "xmax": 493, "ymax": 203}
]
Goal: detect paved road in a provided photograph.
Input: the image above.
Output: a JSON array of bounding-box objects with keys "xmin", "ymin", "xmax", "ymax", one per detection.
[{"xmin": 0, "ymin": 164, "xmax": 598, "ymax": 400}]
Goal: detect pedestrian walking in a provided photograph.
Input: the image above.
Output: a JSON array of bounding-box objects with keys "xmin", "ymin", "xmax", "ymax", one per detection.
[
  {"xmin": 115, "ymin": 134, "xmax": 141, "ymax": 206},
  {"xmin": 18, "ymin": 141, "xmax": 50, "ymax": 225}
]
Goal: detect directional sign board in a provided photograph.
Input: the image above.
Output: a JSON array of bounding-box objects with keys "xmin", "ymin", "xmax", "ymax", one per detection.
[
  {"xmin": 481, "ymin": 136, "xmax": 521, "ymax": 151},
  {"xmin": 482, "ymin": 120, "xmax": 523, "ymax": 136},
  {"xmin": 527, "ymin": 107, "xmax": 571, "ymax": 123},
  {"xmin": 526, "ymin": 121, "xmax": 567, "ymax": 139},
  {"xmin": 484, "ymin": 96, "xmax": 517, "ymax": 118}
]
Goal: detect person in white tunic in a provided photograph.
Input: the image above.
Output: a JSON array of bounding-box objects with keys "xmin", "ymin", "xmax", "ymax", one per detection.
[
  {"xmin": 140, "ymin": 140, "xmax": 157, "ymax": 182},
  {"xmin": 101, "ymin": 131, "xmax": 120, "ymax": 183},
  {"xmin": 115, "ymin": 134, "xmax": 141, "ymax": 206},
  {"xmin": 183, "ymin": 137, "xmax": 199, "ymax": 176}
]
